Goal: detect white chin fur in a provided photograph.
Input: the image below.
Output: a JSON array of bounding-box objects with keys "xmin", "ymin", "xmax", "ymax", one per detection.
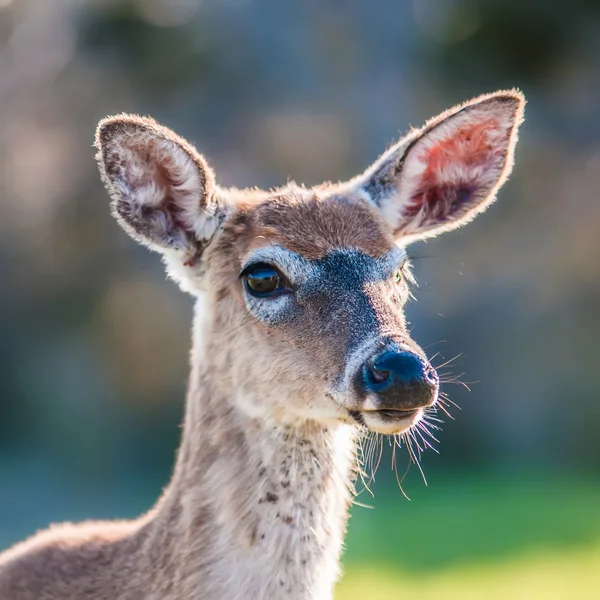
[{"xmin": 360, "ymin": 409, "xmax": 423, "ymax": 435}]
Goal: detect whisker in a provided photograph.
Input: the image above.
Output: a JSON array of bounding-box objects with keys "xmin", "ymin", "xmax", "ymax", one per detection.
[
  {"xmin": 391, "ymin": 439, "xmax": 412, "ymax": 501},
  {"xmin": 439, "ymin": 393, "xmax": 462, "ymax": 411},
  {"xmin": 404, "ymin": 433, "xmax": 427, "ymax": 486},
  {"xmin": 366, "ymin": 433, "xmax": 379, "ymax": 483},
  {"xmin": 352, "ymin": 499, "xmax": 375, "ymax": 509},
  {"xmin": 417, "ymin": 421, "xmax": 440, "ymax": 444},
  {"xmin": 440, "ymin": 378, "xmax": 473, "ymax": 392},
  {"xmin": 361, "ymin": 434, "xmax": 373, "ymax": 483},
  {"xmin": 372, "ymin": 435, "xmax": 384, "ymax": 479},
  {"xmin": 353, "ymin": 433, "xmax": 376, "ymax": 499},
  {"xmin": 421, "ymin": 416, "xmax": 443, "ymax": 430},
  {"xmin": 423, "ymin": 340, "xmax": 447, "ymax": 352},
  {"xmin": 221, "ymin": 306, "xmax": 257, "ymax": 337},
  {"xmin": 434, "ymin": 353, "xmax": 463, "ymax": 370},
  {"xmin": 409, "ymin": 429, "xmax": 424, "ymax": 456},
  {"xmin": 436, "ymin": 401, "xmax": 455, "ymax": 420},
  {"xmin": 415, "ymin": 426, "xmax": 439, "ymax": 453},
  {"xmin": 423, "ymin": 410, "xmax": 444, "ymax": 425}
]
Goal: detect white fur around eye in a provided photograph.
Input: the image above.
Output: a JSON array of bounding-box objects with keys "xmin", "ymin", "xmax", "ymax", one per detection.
[
  {"xmin": 243, "ymin": 291, "xmax": 297, "ymax": 324},
  {"xmin": 240, "ymin": 247, "xmax": 318, "ymax": 323}
]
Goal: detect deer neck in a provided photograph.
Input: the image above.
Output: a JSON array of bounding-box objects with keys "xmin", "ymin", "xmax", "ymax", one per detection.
[{"xmin": 150, "ymin": 297, "xmax": 358, "ymax": 600}]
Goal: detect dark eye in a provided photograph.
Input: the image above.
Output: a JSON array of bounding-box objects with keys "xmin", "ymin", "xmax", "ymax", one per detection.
[{"xmin": 242, "ymin": 263, "xmax": 288, "ymax": 298}]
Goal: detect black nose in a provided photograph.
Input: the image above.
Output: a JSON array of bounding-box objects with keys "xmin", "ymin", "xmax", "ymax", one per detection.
[{"xmin": 363, "ymin": 351, "xmax": 438, "ymax": 409}]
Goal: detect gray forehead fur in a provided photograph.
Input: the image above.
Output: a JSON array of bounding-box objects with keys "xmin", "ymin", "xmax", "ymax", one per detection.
[{"xmin": 241, "ymin": 246, "xmax": 408, "ymax": 324}]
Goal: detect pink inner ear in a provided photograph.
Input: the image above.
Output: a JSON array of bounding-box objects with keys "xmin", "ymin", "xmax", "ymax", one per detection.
[{"xmin": 404, "ymin": 118, "xmax": 501, "ymax": 219}]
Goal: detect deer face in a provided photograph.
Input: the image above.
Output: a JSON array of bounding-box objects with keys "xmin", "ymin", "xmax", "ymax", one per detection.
[{"xmin": 95, "ymin": 91, "xmax": 524, "ymax": 434}]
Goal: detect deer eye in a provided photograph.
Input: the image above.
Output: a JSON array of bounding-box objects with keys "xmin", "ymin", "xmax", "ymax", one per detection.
[{"xmin": 241, "ymin": 263, "xmax": 289, "ymax": 298}]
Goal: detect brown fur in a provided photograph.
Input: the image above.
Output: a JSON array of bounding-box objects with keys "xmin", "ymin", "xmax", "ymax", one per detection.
[{"xmin": 249, "ymin": 191, "xmax": 393, "ymax": 259}]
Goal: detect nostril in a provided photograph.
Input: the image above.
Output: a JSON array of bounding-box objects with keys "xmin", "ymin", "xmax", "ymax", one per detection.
[
  {"xmin": 424, "ymin": 366, "xmax": 439, "ymax": 385},
  {"xmin": 368, "ymin": 364, "xmax": 391, "ymax": 384}
]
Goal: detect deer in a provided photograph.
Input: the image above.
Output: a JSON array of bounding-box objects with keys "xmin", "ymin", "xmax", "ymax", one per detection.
[{"xmin": 0, "ymin": 90, "xmax": 524, "ymax": 599}]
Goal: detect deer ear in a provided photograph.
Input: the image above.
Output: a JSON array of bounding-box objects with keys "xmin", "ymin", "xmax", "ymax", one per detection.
[
  {"xmin": 357, "ymin": 90, "xmax": 525, "ymax": 243},
  {"xmin": 95, "ymin": 115, "xmax": 226, "ymax": 260}
]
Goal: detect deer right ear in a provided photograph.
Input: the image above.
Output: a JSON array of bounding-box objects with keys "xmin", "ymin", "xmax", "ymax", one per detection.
[
  {"xmin": 354, "ymin": 90, "xmax": 525, "ymax": 244},
  {"xmin": 95, "ymin": 115, "xmax": 227, "ymax": 262}
]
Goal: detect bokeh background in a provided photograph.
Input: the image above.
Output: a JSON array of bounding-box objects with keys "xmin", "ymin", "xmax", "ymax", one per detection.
[{"xmin": 1, "ymin": 0, "xmax": 600, "ymax": 598}]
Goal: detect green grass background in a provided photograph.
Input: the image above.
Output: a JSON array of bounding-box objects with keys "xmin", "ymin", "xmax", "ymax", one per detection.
[{"xmin": 337, "ymin": 471, "xmax": 600, "ymax": 599}]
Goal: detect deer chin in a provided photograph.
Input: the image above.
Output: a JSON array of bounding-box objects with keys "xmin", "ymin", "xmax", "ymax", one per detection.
[{"xmin": 349, "ymin": 407, "xmax": 423, "ymax": 434}]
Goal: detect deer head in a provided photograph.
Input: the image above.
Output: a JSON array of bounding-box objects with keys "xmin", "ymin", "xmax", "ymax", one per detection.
[{"xmin": 95, "ymin": 90, "xmax": 524, "ymax": 435}]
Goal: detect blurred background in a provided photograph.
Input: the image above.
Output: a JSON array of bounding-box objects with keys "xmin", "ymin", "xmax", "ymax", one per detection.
[{"xmin": 1, "ymin": 0, "xmax": 600, "ymax": 598}]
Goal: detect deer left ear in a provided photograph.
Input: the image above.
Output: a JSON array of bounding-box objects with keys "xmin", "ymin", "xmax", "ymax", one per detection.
[
  {"xmin": 357, "ymin": 90, "xmax": 525, "ymax": 243},
  {"xmin": 95, "ymin": 114, "xmax": 226, "ymax": 262}
]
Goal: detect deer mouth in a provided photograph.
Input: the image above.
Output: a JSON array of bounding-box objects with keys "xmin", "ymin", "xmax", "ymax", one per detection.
[
  {"xmin": 373, "ymin": 408, "xmax": 419, "ymax": 420},
  {"xmin": 348, "ymin": 408, "xmax": 420, "ymax": 428}
]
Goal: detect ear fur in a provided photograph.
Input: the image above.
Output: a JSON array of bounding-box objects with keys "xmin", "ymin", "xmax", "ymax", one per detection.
[
  {"xmin": 95, "ymin": 115, "xmax": 226, "ymax": 262},
  {"xmin": 356, "ymin": 90, "xmax": 525, "ymax": 243}
]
